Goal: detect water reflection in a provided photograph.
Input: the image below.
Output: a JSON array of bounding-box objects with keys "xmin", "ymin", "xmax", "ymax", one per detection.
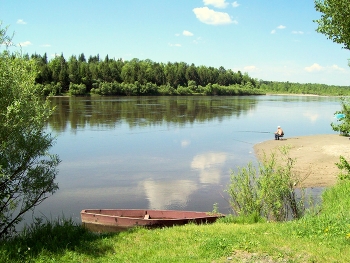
[
  {"xmin": 143, "ymin": 180, "xmax": 198, "ymax": 210},
  {"xmin": 191, "ymin": 152, "xmax": 228, "ymax": 185},
  {"xmin": 48, "ymin": 96, "xmax": 260, "ymax": 131},
  {"xmin": 303, "ymin": 112, "xmax": 319, "ymax": 123}
]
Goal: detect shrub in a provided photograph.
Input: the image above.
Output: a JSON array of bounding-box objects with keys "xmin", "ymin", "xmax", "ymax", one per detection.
[
  {"xmin": 158, "ymin": 84, "xmax": 176, "ymax": 95},
  {"xmin": 227, "ymin": 146, "xmax": 307, "ymax": 221},
  {"xmin": 69, "ymin": 83, "xmax": 87, "ymax": 95},
  {"xmin": 176, "ymin": 86, "xmax": 192, "ymax": 95},
  {"xmin": 0, "ymin": 26, "xmax": 60, "ymax": 238},
  {"xmin": 335, "ymin": 155, "xmax": 350, "ymax": 181},
  {"xmin": 331, "ymin": 97, "xmax": 350, "ymax": 136}
]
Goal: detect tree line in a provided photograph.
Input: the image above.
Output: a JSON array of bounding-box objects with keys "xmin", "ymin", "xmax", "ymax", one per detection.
[
  {"xmin": 259, "ymin": 80, "xmax": 350, "ymax": 96},
  {"xmin": 24, "ymin": 52, "xmax": 349, "ymax": 97},
  {"xmin": 27, "ymin": 53, "xmax": 262, "ymax": 96}
]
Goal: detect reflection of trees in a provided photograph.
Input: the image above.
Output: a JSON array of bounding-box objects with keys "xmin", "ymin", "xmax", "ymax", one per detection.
[{"xmin": 47, "ymin": 96, "xmax": 259, "ymax": 132}]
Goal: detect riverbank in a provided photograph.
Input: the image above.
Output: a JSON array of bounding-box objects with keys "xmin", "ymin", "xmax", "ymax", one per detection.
[
  {"xmin": 254, "ymin": 134, "xmax": 350, "ymax": 187},
  {"xmin": 2, "ymin": 179, "xmax": 350, "ymax": 263}
]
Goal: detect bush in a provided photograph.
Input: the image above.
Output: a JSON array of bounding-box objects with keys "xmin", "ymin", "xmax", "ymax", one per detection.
[
  {"xmin": 336, "ymin": 155, "xmax": 350, "ymax": 181},
  {"xmin": 0, "ymin": 25, "xmax": 60, "ymax": 238},
  {"xmin": 227, "ymin": 146, "xmax": 307, "ymax": 221},
  {"xmin": 69, "ymin": 83, "xmax": 87, "ymax": 95},
  {"xmin": 331, "ymin": 97, "xmax": 350, "ymax": 136},
  {"xmin": 176, "ymin": 86, "xmax": 192, "ymax": 95},
  {"xmin": 158, "ymin": 84, "xmax": 176, "ymax": 95},
  {"xmin": 35, "ymin": 83, "xmax": 62, "ymax": 96}
]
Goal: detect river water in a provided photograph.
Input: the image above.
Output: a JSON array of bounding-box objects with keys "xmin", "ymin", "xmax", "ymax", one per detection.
[{"xmin": 26, "ymin": 95, "xmax": 341, "ymax": 223}]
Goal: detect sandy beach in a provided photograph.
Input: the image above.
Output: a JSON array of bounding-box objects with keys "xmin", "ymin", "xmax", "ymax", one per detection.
[{"xmin": 253, "ymin": 134, "xmax": 350, "ymax": 187}]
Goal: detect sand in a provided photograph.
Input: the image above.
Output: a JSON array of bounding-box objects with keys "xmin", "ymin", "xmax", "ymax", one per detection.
[{"xmin": 253, "ymin": 134, "xmax": 350, "ymax": 187}]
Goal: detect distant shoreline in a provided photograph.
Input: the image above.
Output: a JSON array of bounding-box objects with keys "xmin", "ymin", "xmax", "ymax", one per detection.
[{"xmin": 264, "ymin": 93, "xmax": 333, "ymax": 97}]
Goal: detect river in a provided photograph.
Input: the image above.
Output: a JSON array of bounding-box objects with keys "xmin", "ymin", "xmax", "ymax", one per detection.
[{"xmin": 25, "ymin": 95, "xmax": 341, "ymax": 223}]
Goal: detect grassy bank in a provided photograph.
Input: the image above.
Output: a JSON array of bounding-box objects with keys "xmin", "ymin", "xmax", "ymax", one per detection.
[{"xmin": 1, "ymin": 181, "xmax": 349, "ymax": 263}]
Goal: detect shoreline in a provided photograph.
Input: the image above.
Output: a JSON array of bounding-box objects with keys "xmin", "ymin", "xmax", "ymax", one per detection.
[{"xmin": 253, "ymin": 134, "xmax": 350, "ymax": 187}]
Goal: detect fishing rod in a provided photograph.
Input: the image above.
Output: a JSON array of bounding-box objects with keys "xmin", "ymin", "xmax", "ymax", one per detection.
[{"xmin": 234, "ymin": 130, "xmax": 273, "ymax": 134}]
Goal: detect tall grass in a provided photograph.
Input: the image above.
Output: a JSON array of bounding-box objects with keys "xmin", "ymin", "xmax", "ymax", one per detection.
[
  {"xmin": 227, "ymin": 146, "xmax": 307, "ymax": 221},
  {"xmin": 0, "ymin": 217, "xmax": 103, "ymax": 262}
]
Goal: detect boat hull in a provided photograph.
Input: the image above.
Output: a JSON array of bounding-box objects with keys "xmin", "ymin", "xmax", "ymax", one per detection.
[{"xmin": 81, "ymin": 209, "xmax": 224, "ymax": 232}]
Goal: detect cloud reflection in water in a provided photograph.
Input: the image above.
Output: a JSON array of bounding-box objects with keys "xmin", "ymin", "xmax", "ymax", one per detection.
[
  {"xmin": 191, "ymin": 152, "xmax": 227, "ymax": 185},
  {"xmin": 143, "ymin": 179, "xmax": 198, "ymax": 210}
]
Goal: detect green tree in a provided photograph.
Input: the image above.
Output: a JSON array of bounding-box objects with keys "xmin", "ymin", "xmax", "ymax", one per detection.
[
  {"xmin": 165, "ymin": 62, "xmax": 177, "ymax": 87},
  {"xmin": 78, "ymin": 53, "xmax": 86, "ymax": 63},
  {"xmin": 121, "ymin": 60, "xmax": 136, "ymax": 84},
  {"xmin": 49, "ymin": 55, "xmax": 62, "ymax": 83},
  {"xmin": 33, "ymin": 53, "xmax": 51, "ymax": 84},
  {"xmin": 186, "ymin": 63, "xmax": 200, "ymax": 85},
  {"xmin": 0, "ymin": 25, "xmax": 60, "ymax": 238},
  {"xmin": 109, "ymin": 59, "xmax": 123, "ymax": 83},
  {"xmin": 58, "ymin": 54, "xmax": 69, "ymax": 91},
  {"xmin": 176, "ymin": 62, "xmax": 188, "ymax": 87},
  {"xmin": 314, "ymin": 0, "xmax": 350, "ymax": 50},
  {"xmin": 149, "ymin": 62, "xmax": 165, "ymax": 86},
  {"xmin": 331, "ymin": 97, "xmax": 350, "ymax": 135},
  {"xmin": 80, "ymin": 62, "xmax": 92, "ymax": 90},
  {"xmin": 68, "ymin": 55, "xmax": 80, "ymax": 84},
  {"xmin": 100, "ymin": 55, "xmax": 113, "ymax": 82}
]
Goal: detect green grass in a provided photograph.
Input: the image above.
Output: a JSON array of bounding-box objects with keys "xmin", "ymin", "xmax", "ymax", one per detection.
[{"xmin": 1, "ymin": 181, "xmax": 350, "ymax": 263}]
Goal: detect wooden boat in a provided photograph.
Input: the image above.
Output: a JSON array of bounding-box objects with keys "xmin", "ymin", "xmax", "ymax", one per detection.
[{"xmin": 81, "ymin": 209, "xmax": 224, "ymax": 232}]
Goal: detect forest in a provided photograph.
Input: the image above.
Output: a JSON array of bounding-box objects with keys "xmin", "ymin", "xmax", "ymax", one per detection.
[{"xmin": 26, "ymin": 52, "xmax": 350, "ymax": 96}]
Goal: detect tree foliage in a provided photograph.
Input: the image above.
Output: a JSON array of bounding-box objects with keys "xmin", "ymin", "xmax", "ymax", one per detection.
[
  {"xmin": 260, "ymin": 80, "xmax": 350, "ymax": 96},
  {"xmin": 0, "ymin": 24, "xmax": 60, "ymax": 239},
  {"xmin": 331, "ymin": 97, "xmax": 350, "ymax": 135},
  {"xmin": 314, "ymin": 0, "xmax": 350, "ymax": 50},
  {"xmin": 27, "ymin": 52, "xmax": 348, "ymax": 96},
  {"xmin": 27, "ymin": 52, "xmax": 260, "ymax": 95},
  {"xmin": 227, "ymin": 146, "xmax": 306, "ymax": 221}
]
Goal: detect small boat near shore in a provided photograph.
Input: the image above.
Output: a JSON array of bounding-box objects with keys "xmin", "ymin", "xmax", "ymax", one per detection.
[{"xmin": 81, "ymin": 209, "xmax": 224, "ymax": 232}]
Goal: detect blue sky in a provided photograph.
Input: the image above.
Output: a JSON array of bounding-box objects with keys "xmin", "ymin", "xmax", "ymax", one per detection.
[{"xmin": 1, "ymin": 0, "xmax": 350, "ymax": 86}]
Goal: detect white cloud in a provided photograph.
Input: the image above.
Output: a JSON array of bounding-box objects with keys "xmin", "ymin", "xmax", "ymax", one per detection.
[
  {"xmin": 243, "ymin": 65, "xmax": 258, "ymax": 72},
  {"xmin": 271, "ymin": 25, "xmax": 286, "ymax": 34},
  {"xmin": 17, "ymin": 19, "xmax": 27, "ymax": 25},
  {"xmin": 193, "ymin": 37, "xmax": 203, "ymax": 44},
  {"xmin": 183, "ymin": 30, "xmax": 194, "ymax": 36},
  {"xmin": 40, "ymin": 44, "xmax": 51, "ymax": 47},
  {"xmin": 292, "ymin": 30, "xmax": 304, "ymax": 34},
  {"xmin": 232, "ymin": 1, "xmax": 240, "ymax": 8},
  {"xmin": 168, "ymin": 43, "xmax": 181, "ymax": 47},
  {"xmin": 305, "ymin": 63, "xmax": 324, "ymax": 72},
  {"xmin": 330, "ymin": 64, "xmax": 345, "ymax": 72},
  {"xmin": 193, "ymin": 7, "xmax": 236, "ymax": 25},
  {"xmin": 175, "ymin": 33, "xmax": 180, "ymax": 37},
  {"xmin": 203, "ymin": 0, "xmax": 229, "ymax": 9},
  {"xmin": 18, "ymin": 41, "xmax": 32, "ymax": 47}
]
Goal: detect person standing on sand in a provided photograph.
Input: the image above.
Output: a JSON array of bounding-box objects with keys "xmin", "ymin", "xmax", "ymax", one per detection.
[{"xmin": 275, "ymin": 126, "xmax": 284, "ymax": 140}]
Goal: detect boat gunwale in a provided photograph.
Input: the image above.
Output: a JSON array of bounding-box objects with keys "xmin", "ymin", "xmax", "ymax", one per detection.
[{"xmin": 81, "ymin": 209, "xmax": 224, "ymax": 220}]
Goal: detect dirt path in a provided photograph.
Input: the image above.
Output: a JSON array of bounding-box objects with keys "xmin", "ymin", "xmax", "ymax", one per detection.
[{"xmin": 253, "ymin": 134, "xmax": 350, "ymax": 187}]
